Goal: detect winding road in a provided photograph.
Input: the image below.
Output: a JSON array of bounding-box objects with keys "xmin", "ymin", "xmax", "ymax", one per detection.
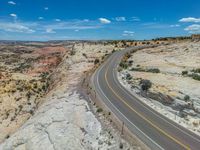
[{"xmin": 91, "ymin": 46, "xmax": 200, "ymax": 150}]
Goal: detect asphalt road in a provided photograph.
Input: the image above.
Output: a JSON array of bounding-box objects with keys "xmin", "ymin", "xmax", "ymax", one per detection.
[{"xmin": 92, "ymin": 46, "xmax": 200, "ymax": 150}]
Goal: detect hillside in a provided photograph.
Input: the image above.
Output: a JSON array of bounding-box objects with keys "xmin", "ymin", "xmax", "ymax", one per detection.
[{"xmin": 118, "ymin": 40, "xmax": 200, "ymax": 135}]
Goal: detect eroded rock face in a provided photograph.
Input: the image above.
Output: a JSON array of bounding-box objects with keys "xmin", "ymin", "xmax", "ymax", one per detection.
[{"xmin": 0, "ymin": 43, "xmax": 68, "ymax": 142}]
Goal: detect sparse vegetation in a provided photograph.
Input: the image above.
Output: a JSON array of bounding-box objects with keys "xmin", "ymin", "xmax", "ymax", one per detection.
[
  {"xmin": 189, "ymin": 73, "xmax": 200, "ymax": 81},
  {"xmin": 147, "ymin": 68, "xmax": 160, "ymax": 73},
  {"xmin": 96, "ymin": 108, "xmax": 103, "ymax": 113},
  {"xmin": 119, "ymin": 143, "xmax": 123, "ymax": 149},
  {"xmin": 82, "ymin": 53, "xmax": 87, "ymax": 58},
  {"xmin": 94, "ymin": 58, "xmax": 100, "ymax": 65},
  {"xmin": 182, "ymin": 70, "xmax": 188, "ymax": 76},
  {"xmin": 126, "ymin": 73, "xmax": 132, "ymax": 80},
  {"xmin": 119, "ymin": 62, "xmax": 128, "ymax": 69},
  {"xmin": 128, "ymin": 60, "xmax": 133, "ymax": 66},
  {"xmin": 0, "ymin": 42, "xmax": 67, "ymax": 142},
  {"xmin": 130, "ymin": 67, "xmax": 160, "ymax": 73},
  {"xmin": 70, "ymin": 50, "xmax": 76, "ymax": 55},
  {"xmin": 191, "ymin": 68, "xmax": 200, "ymax": 74},
  {"xmin": 184, "ymin": 95, "xmax": 190, "ymax": 102},
  {"xmin": 130, "ymin": 67, "xmax": 145, "ymax": 72},
  {"xmin": 140, "ymin": 79, "xmax": 152, "ymax": 91}
]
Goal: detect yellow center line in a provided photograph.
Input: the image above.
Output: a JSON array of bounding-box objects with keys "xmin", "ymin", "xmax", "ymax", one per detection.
[{"xmin": 104, "ymin": 59, "xmax": 191, "ymax": 150}]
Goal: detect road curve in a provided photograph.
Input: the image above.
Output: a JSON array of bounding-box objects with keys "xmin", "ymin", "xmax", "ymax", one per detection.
[{"xmin": 91, "ymin": 46, "xmax": 200, "ymax": 150}]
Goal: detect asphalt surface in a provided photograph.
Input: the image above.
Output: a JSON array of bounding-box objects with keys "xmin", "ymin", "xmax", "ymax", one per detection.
[{"xmin": 92, "ymin": 46, "xmax": 200, "ymax": 150}]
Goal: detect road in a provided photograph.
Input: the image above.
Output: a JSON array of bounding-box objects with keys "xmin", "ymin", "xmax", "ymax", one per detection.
[{"xmin": 91, "ymin": 46, "xmax": 200, "ymax": 150}]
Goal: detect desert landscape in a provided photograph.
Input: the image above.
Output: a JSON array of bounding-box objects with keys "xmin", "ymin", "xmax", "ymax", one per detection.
[
  {"xmin": 1, "ymin": 0, "xmax": 200, "ymax": 149},
  {"xmin": 0, "ymin": 37, "xmax": 200, "ymax": 149},
  {"xmin": 0, "ymin": 41, "xmax": 149, "ymax": 150},
  {"xmin": 0, "ymin": 42, "xmax": 68, "ymax": 142},
  {"xmin": 118, "ymin": 38, "xmax": 200, "ymax": 135}
]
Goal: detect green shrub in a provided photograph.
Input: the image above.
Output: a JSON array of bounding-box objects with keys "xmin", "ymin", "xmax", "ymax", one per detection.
[
  {"xmin": 182, "ymin": 70, "xmax": 188, "ymax": 76},
  {"xmin": 130, "ymin": 67, "xmax": 145, "ymax": 72},
  {"xmin": 96, "ymin": 108, "xmax": 103, "ymax": 113},
  {"xmin": 70, "ymin": 50, "xmax": 76, "ymax": 55},
  {"xmin": 126, "ymin": 73, "xmax": 132, "ymax": 80},
  {"xmin": 140, "ymin": 79, "xmax": 152, "ymax": 91},
  {"xmin": 94, "ymin": 58, "xmax": 100, "ymax": 65},
  {"xmin": 119, "ymin": 143, "xmax": 123, "ymax": 149},
  {"xmin": 184, "ymin": 95, "xmax": 190, "ymax": 102},
  {"xmin": 112, "ymin": 49, "xmax": 115, "ymax": 53},
  {"xmin": 82, "ymin": 53, "xmax": 87, "ymax": 58},
  {"xmin": 42, "ymin": 84, "xmax": 47, "ymax": 91},
  {"xmin": 191, "ymin": 68, "xmax": 200, "ymax": 73},
  {"xmin": 125, "ymin": 53, "xmax": 132, "ymax": 58},
  {"xmin": 189, "ymin": 73, "xmax": 200, "ymax": 81},
  {"xmin": 26, "ymin": 92, "xmax": 31, "ymax": 100},
  {"xmin": 39, "ymin": 72, "xmax": 49, "ymax": 79},
  {"xmin": 131, "ymin": 67, "xmax": 160, "ymax": 73},
  {"xmin": 119, "ymin": 62, "xmax": 128, "ymax": 69},
  {"xmin": 128, "ymin": 60, "xmax": 133, "ymax": 66},
  {"xmin": 147, "ymin": 68, "xmax": 160, "ymax": 73}
]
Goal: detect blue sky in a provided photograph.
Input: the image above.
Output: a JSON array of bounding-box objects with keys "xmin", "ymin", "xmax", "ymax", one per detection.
[{"xmin": 0, "ymin": 0, "xmax": 200, "ymax": 41}]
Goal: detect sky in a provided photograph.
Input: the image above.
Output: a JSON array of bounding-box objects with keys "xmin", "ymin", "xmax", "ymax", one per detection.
[{"xmin": 0, "ymin": 0, "xmax": 200, "ymax": 41}]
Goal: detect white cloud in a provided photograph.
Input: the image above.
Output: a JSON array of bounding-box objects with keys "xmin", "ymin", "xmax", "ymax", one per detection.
[
  {"xmin": 99, "ymin": 18, "xmax": 111, "ymax": 24},
  {"xmin": 179, "ymin": 17, "xmax": 200, "ymax": 23},
  {"xmin": 83, "ymin": 19, "xmax": 89, "ymax": 22},
  {"xmin": 122, "ymin": 30, "xmax": 134, "ymax": 36},
  {"xmin": 170, "ymin": 24, "xmax": 180, "ymax": 27},
  {"xmin": 8, "ymin": 1, "xmax": 16, "ymax": 5},
  {"xmin": 131, "ymin": 17, "xmax": 140, "ymax": 21},
  {"xmin": 55, "ymin": 19, "xmax": 61, "ymax": 22},
  {"xmin": 44, "ymin": 7, "xmax": 49, "ymax": 10},
  {"xmin": 0, "ymin": 19, "xmax": 102, "ymax": 36},
  {"xmin": 0, "ymin": 22, "xmax": 35, "ymax": 33},
  {"xmin": 10, "ymin": 13, "xmax": 17, "ymax": 18},
  {"xmin": 46, "ymin": 28, "xmax": 56, "ymax": 33},
  {"xmin": 184, "ymin": 24, "xmax": 200, "ymax": 33},
  {"xmin": 115, "ymin": 17, "xmax": 126, "ymax": 21},
  {"xmin": 38, "ymin": 17, "xmax": 44, "ymax": 20},
  {"xmin": 123, "ymin": 30, "xmax": 134, "ymax": 34},
  {"xmin": 45, "ymin": 20, "xmax": 101, "ymax": 30}
]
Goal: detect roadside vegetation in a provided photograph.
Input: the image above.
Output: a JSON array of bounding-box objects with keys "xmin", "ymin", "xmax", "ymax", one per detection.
[
  {"xmin": 182, "ymin": 68, "xmax": 200, "ymax": 81},
  {"xmin": 130, "ymin": 67, "xmax": 160, "ymax": 73}
]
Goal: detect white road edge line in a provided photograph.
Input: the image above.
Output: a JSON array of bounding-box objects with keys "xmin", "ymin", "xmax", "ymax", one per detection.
[
  {"xmin": 94, "ymin": 58, "xmax": 164, "ymax": 150},
  {"xmin": 112, "ymin": 53, "xmax": 200, "ymax": 143}
]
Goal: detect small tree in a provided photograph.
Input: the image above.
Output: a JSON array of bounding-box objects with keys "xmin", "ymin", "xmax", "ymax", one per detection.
[
  {"xmin": 182, "ymin": 70, "xmax": 188, "ymax": 76},
  {"xmin": 140, "ymin": 79, "xmax": 152, "ymax": 91},
  {"xmin": 184, "ymin": 95, "xmax": 190, "ymax": 102},
  {"xmin": 94, "ymin": 58, "xmax": 100, "ymax": 65},
  {"xmin": 119, "ymin": 62, "xmax": 128, "ymax": 69},
  {"xmin": 126, "ymin": 73, "xmax": 132, "ymax": 80},
  {"xmin": 70, "ymin": 50, "xmax": 76, "ymax": 56},
  {"xmin": 96, "ymin": 108, "xmax": 103, "ymax": 113},
  {"xmin": 128, "ymin": 60, "xmax": 133, "ymax": 66},
  {"xmin": 82, "ymin": 53, "xmax": 87, "ymax": 58}
]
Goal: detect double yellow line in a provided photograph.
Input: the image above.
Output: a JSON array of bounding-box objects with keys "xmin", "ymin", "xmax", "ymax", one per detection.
[{"xmin": 104, "ymin": 59, "xmax": 190, "ymax": 150}]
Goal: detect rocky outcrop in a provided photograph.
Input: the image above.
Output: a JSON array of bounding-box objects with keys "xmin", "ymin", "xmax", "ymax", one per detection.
[{"xmin": 0, "ymin": 91, "xmax": 114, "ymax": 150}]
